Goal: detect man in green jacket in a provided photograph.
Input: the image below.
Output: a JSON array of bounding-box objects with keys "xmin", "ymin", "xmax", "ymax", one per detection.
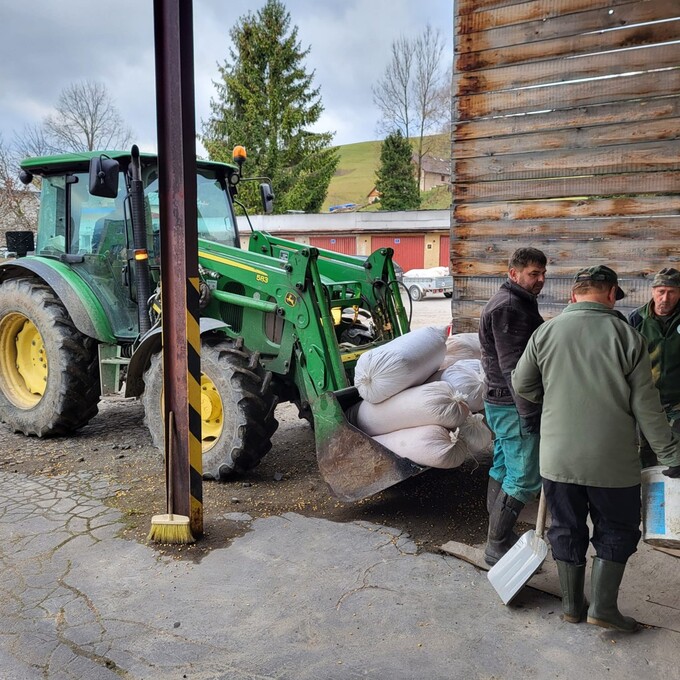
[
  {"xmin": 629, "ymin": 267, "xmax": 680, "ymax": 467},
  {"xmin": 512, "ymin": 265, "xmax": 680, "ymax": 633}
]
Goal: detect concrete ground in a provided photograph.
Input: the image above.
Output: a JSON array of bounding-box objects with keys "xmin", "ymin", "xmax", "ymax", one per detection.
[
  {"xmin": 1, "ymin": 469, "xmax": 678, "ymax": 680},
  {"xmin": 2, "ymin": 297, "xmax": 677, "ymax": 678}
]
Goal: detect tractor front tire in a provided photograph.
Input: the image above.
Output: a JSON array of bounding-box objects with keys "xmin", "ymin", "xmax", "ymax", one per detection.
[
  {"xmin": 141, "ymin": 336, "xmax": 279, "ymax": 480},
  {"xmin": 0, "ymin": 278, "xmax": 100, "ymax": 436}
]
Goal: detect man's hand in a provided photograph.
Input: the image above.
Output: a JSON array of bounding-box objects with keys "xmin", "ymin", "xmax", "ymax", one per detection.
[
  {"xmin": 662, "ymin": 465, "xmax": 680, "ymax": 478},
  {"xmin": 520, "ymin": 412, "xmax": 541, "ymax": 435}
]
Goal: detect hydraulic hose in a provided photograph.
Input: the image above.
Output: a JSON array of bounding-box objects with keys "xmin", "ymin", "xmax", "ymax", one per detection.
[{"xmin": 128, "ymin": 145, "xmax": 152, "ymax": 337}]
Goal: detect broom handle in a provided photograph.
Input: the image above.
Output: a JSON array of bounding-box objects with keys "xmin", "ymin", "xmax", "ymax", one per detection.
[
  {"xmin": 167, "ymin": 410, "xmax": 175, "ymax": 517},
  {"xmin": 535, "ymin": 486, "xmax": 547, "ymax": 539}
]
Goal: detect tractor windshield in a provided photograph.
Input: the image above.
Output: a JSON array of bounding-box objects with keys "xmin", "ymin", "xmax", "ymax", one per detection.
[{"xmin": 144, "ymin": 168, "xmax": 238, "ymax": 249}]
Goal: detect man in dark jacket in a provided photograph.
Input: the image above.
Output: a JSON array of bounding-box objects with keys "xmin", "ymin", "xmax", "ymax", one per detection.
[
  {"xmin": 478, "ymin": 247, "xmax": 546, "ymax": 565},
  {"xmin": 629, "ymin": 267, "xmax": 680, "ymax": 467}
]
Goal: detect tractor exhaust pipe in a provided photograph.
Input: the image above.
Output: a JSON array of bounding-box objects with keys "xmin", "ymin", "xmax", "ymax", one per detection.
[{"xmin": 128, "ymin": 145, "xmax": 153, "ymax": 337}]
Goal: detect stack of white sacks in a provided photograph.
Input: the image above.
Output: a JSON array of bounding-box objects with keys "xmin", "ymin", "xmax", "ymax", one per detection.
[{"xmin": 350, "ymin": 326, "xmax": 493, "ymax": 468}]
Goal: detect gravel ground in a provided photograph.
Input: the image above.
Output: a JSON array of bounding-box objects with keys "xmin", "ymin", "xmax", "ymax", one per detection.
[{"xmin": 2, "ymin": 294, "xmax": 501, "ymax": 560}]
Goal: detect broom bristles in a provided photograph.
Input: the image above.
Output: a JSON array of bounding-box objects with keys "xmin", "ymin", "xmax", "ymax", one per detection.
[{"xmin": 147, "ymin": 513, "xmax": 195, "ymax": 544}]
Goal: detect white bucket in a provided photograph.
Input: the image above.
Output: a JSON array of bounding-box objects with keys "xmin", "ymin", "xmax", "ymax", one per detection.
[{"xmin": 641, "ymin": 466, "xmax": 680, "ymax": 548}]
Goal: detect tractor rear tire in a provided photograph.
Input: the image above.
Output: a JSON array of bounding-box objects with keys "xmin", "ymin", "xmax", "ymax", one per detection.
[
  {"xmin": 141, "ymin": 336, "xmax": 279, "ymax": 480},
  {"xmin": 0, "ymin": 278, "xmax": 100, "ymax": 436}
]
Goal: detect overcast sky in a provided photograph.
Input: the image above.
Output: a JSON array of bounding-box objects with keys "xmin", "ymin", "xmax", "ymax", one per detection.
[{"xmin": 1, "ymin": 1, "xmax": 452, "ymax": 156}]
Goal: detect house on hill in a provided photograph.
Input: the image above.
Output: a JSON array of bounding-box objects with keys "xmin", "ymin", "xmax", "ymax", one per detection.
[
  {"xmin": 366, "ymin": 187, "xmax": 380, "ymax": 204},
  {"xmin": 414, "ymin": 154, "xmax": 451, "ymax": 192}
]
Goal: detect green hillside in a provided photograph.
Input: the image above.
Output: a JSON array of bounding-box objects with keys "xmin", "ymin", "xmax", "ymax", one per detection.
[{"xmin": 322, "ymin": 134, "xmax": 451, "ymax": 212}]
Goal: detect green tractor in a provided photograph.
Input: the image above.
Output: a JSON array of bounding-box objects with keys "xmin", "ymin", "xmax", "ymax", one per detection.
[{"xmin": 0, "ymin": 147, "xmax": 421, "ymax": 500}]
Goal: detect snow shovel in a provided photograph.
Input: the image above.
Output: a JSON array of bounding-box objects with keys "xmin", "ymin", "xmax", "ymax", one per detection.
[{"xmin": 487, "ymin": 488, "xmax": 548, "ymax": 605}]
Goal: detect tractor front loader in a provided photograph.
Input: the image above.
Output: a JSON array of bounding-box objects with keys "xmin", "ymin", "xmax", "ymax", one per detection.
[{"xmin": 0, "ymin": 148, "xmax": 423, "ymax": 501}]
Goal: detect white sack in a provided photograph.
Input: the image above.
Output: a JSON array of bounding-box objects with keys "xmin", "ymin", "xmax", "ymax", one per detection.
[
  {"xmin": 374, "ymin": 425, "xmax": 468, "ymax": 469},
  {"xmin": 441, "ymin": 359, "xmax": 485, "ymax": 412},
  {"xmin": 458, "ymin": 413, "xmax": 493, "ymax": 454},
  {"xmin": 355, "ymin": 382, "xmax": 470, "ymax": 436},
  {"xmin": 354, "ymin": 325, "xmax": 448, "ymax": 403},
  {"xmin": 440, "ymin": 332, "xmax": 482, "ymax": 370},
  {"xmin": 449, "ymin": 434, "xmax": 471, "ymax": 465}
]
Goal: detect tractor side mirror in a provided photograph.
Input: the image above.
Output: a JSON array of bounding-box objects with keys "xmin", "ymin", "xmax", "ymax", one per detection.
[
  {"xmin": 259, "ymin": 182, "xmax": 274, "ymax": 214},
  {"xmin": 89, "ymin": 155, "xmax": 119, "ymax": 198}
]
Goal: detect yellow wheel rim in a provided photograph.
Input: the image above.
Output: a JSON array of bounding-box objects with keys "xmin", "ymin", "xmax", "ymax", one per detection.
[
  {"xmin": 200, "ymin": 373, "xmax": 223, "ymax": 452},
  {"xmin": 0, "ymin": 312, "xmax": 47, "ymax": 408}
]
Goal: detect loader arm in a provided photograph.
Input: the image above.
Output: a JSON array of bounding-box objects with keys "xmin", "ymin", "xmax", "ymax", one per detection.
[{"xmin": 197, "ymin": 233, "xmax": 422, "ymax": 500}]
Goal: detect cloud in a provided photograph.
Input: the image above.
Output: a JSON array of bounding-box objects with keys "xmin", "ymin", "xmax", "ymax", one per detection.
[{"xmin": 0, "ymin": 0, "xmax": 452, "ymax": 152}]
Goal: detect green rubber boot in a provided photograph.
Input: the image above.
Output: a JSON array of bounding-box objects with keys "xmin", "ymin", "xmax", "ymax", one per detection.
[
  {"xmin": 555, "ymin": 560, "xmax": 588, "ymax": 623},
  {"xmin": 586, "ymin": 557, "xmax": 638, "ymax": 633}
]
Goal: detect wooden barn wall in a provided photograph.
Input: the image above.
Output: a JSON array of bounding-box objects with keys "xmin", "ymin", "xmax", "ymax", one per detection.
[{"xmin": 450, "ymin": 0, "xmax": 680, "ymax": 330}]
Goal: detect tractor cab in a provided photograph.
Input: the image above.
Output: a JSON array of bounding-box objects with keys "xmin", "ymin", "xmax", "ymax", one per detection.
[{"xmin": 18, "ymin": 150, "xmax": 242, "ymax": 342}]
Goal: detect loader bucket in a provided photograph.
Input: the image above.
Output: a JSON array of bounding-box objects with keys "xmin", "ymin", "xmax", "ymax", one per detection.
[{"xmin": 313, "ymin": 388, "xmax": 424, "ymax": 502}]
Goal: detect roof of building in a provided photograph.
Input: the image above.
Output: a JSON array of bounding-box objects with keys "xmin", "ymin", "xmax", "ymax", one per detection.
[{"xmin": 238, "ymin": 209, "xmax": 449, "ymax": 235}]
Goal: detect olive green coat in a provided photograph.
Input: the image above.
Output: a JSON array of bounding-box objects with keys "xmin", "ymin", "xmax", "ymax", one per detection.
[{"xmin": 512, "ymin": 302, "xmax": 680, "ymax": 487}]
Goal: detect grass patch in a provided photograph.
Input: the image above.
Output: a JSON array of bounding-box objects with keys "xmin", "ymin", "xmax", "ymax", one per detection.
[{"xmin": 322, "ymin": 134, "xmax": 450, "ymax": 212}]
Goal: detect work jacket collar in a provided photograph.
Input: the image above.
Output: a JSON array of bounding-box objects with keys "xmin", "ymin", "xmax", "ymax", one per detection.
[
  {"xmin": 564, "ymin": 301, "xmax": 626, "ymax": 319},
  {"xmin": 502, "ymin": 278, "xmax": 539, "ymax": 302}
]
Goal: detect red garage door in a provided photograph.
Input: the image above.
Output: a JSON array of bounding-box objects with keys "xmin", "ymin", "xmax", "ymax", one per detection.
[
  {"xmin": 310, "ymin": 236, "xmax": 356, "ymax": 254},
  {"xmin": 371, "ymin": 235, "xmax": 424, "ymax": 272},
  {"xmin": 440, "ymin": 235, "xmax": 451, "ymax": 269}
]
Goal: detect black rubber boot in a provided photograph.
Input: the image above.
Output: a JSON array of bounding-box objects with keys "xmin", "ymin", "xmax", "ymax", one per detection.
[
  {"xmin": 586, "ymin": 557, "xmax": 638, "ymax": 633},
  {"xmin": 484, "ymin": 491, "xmax": 525, "ymax": 566},
  {"xmin": 486, "ymin": 477, "xmax": 502, "ymax": 514},
  {"xmin": 555, "ymin": 560, "xmax": 588, "ymax": 623}
]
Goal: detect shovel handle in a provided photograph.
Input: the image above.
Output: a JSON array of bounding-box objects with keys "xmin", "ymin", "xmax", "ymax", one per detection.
[{"xmin": 535, "ymin": 487, "xmax": 547, "ymax": 539}]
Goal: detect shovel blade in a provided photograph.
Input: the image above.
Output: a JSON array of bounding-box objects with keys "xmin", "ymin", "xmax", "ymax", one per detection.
[{"xmin": 487, "ymin": 529, "xmax": 549, "ymax": 605}]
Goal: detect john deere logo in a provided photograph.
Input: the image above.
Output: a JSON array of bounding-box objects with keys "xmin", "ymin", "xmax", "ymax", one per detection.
[{"xmin": 285, "ymin": 292, "xmax": 297, "ymax": 307}]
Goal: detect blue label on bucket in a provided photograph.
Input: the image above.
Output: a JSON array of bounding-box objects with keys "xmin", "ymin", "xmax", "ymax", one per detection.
[{"xmin": 646, "ymin": 481, "xmax": 666, "ymax": 535}]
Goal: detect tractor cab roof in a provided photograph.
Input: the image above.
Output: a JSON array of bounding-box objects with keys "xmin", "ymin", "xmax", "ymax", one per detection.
[{"xmin": 20, "ymin": 150, "xmax": 238, "ymax": 176}]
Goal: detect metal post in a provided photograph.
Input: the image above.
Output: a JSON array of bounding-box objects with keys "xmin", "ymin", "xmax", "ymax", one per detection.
[{"xmin": 153, "ymin": 0, "xmax": 203, "ymax": 536}]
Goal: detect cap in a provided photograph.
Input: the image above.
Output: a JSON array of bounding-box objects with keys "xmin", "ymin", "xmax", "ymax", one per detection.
[
  {"xmin": 651, "ymin": 267, "xmax": 680, "ymax": 289},
  {"xmin": 573, "ymin": 265, "xmax": 625, "ymax": 300}
]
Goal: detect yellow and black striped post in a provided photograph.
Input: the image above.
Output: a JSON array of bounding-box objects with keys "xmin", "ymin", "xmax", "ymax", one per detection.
[
  {"xmin": 153, "ymin": 0, "xmax": 203, "ymax": 536},
  {"xmin": 186, "ymin": 277, "xmax": 203, "ymax": 533}
]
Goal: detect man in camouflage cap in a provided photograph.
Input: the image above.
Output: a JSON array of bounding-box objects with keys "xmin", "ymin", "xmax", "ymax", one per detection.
[
  {"xmin": 513, "ymin": 264, "xmax": 680, "ymax": 633},
  {"xmin": 629, "ymin": 267, "xmax": 680, "ymax": 467}
]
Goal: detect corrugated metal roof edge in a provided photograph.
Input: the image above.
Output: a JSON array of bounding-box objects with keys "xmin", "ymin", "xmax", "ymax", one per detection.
[{"xmin": 237, "ymin": 209, "xmax": 450, "ymax": 234}]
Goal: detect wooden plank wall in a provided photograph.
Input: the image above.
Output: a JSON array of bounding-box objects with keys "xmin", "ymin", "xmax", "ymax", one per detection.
[{"xmin": 451, "ymin": 0, "xmax": 680, "ymax": 330}]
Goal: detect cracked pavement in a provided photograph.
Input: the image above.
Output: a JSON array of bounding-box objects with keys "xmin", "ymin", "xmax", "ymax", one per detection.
[{"xmin": 1, "ymin": 470, "xmax": 679, "ymax": 679}]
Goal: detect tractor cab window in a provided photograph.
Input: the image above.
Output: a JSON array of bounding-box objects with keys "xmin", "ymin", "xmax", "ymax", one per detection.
[
  {"xmin": 196, "ymin": 170, "xmax": 237, "ymax": 247},
  {"xmin": 142, "ymin": 167, "xmax": 237, "ymax": 249},
  {"xmin": 36, "ymin": 176, "xmax": 67, "ymax": 254},
  {"xmin": 70, "ymin": 172, "xmax": 128, "ymax": 255},
  {"xmin": 144, "ymin": 168, "xmax": 236, "ymax": 252},
  {"xmin": 37, "ymin": 171, "xmax": 129, "ymax": 257}
]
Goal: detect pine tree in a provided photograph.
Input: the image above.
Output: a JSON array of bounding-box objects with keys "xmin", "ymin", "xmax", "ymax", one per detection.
[
  {"xmin": 375, "ymin": 130, "xmax": 421, "ymax": 211},
  {"xmin": 201, "ymin": 0, "xmax": 339, "ymax": 214}
]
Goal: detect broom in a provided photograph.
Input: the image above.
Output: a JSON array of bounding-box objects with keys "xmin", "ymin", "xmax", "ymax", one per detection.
[{"xmin": 147, "ymin": 411, "xmax": 195, "ymax": 544}]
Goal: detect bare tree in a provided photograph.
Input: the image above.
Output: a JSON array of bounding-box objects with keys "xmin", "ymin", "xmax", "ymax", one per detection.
[
  {"xmin": 43, "ymin": 81, "xmax": 133, "ymax": 152},
  {"xmin": 14, "ymin": 123, "xmax": 55, "ymax": 160},
  {"xmin": 0, "ymin": 136, "xmax": 38, "ymax": 237},
  {"xmin": 372, "ymin": 36, "xmax": 415, "ymax": 139},
  {"xmin": 412, "ymin": 26, "xmax": 448, "ymax": 180},
  {"xmin": 372, "ymin": 25, "xmax": 449, "ymax": 184}
]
